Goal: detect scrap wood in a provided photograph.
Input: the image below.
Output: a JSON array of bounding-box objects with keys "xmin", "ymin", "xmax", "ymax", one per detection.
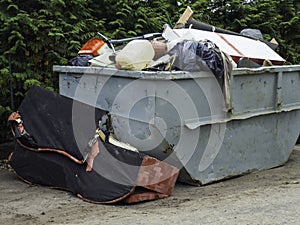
[{"xmin": 174, "ymin": 6, "xmax": 193, "ymax": 29}]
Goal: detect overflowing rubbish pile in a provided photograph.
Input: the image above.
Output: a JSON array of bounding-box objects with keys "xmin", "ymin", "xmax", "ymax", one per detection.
[
  {"xmin": 56, "ymin": 7, "xmax": 298, "ymax": 194},
  {"xmin": 68, "ymin": 6, "xmax": 285, "ymax": 75}
]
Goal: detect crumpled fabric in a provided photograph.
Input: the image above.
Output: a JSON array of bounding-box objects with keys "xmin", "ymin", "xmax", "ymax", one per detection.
[
  {"xmin": 67, "ymin": 54, "xmax": 93, "ymax": 66},
  {"xmin": 168, "ymin": 40, "xmax": 224, "ymax": 79}
]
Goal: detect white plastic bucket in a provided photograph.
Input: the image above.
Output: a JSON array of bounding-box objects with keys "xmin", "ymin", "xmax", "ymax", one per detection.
[{"xmin": 116, "ymin": 40, "xmax": 155, "ymax": 70}]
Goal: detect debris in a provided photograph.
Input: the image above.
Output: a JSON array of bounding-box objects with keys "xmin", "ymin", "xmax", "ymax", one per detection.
[
  {"xmin": 173, "ymin": 6, "xmax": 193, "ymax": 29},
  {"xmin": 7, "ymin": 86, "xmax": 179, "ymax": 204},
  {"xmin": 78, "ymin": 37, "xmax": 111, "ymax": 56},
  {"xmin": 115, "ymin": 39, "xmax": 155, "ymax": 70},
  {"xmin": 67, "ymin": 6, "xmax": 285, "ymax": 71}
]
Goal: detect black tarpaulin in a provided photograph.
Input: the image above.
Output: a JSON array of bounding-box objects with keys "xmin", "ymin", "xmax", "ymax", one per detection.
[{"xmin": 8, "ymin": 86, "xmax": 179, "ymax": 204}]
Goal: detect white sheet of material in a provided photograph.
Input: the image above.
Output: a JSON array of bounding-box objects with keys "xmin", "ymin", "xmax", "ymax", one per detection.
[{"xmin": 174, "ymin": 28, "xmax": 286, "ymax": 65}]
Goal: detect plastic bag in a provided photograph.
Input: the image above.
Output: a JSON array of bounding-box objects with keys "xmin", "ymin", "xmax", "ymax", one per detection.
[
  {"xmin": 67, "ymin": 54, "xmax": 93, "ymax": 66},
  {"xmin": 168, "ymin": 40, "xmax": 224, "ymax": 79}
]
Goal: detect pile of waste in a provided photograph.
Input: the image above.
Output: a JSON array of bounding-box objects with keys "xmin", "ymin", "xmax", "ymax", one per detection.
[
  {"xmin": 7, "ymin": 86, "xmax": 179, "ymax": 204},
  {"xmin": 68, "ymin": 6, "xmax": 285, "ymax": 76}
]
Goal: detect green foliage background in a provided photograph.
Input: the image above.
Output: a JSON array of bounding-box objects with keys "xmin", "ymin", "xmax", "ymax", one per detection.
[{"xmin": 1, "ymin": 0, "xmax": 300, "ymax": 143}]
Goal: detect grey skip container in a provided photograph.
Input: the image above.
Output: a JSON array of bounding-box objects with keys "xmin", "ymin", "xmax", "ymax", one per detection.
[{"xmin": 53, "ymin": 65, "xmax": 300, "ymax": 185}]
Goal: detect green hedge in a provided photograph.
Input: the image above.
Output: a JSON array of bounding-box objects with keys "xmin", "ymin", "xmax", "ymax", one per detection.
[{"xmin": 1, "ymin": 0, "xmax": 299, "ymax": 143}]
